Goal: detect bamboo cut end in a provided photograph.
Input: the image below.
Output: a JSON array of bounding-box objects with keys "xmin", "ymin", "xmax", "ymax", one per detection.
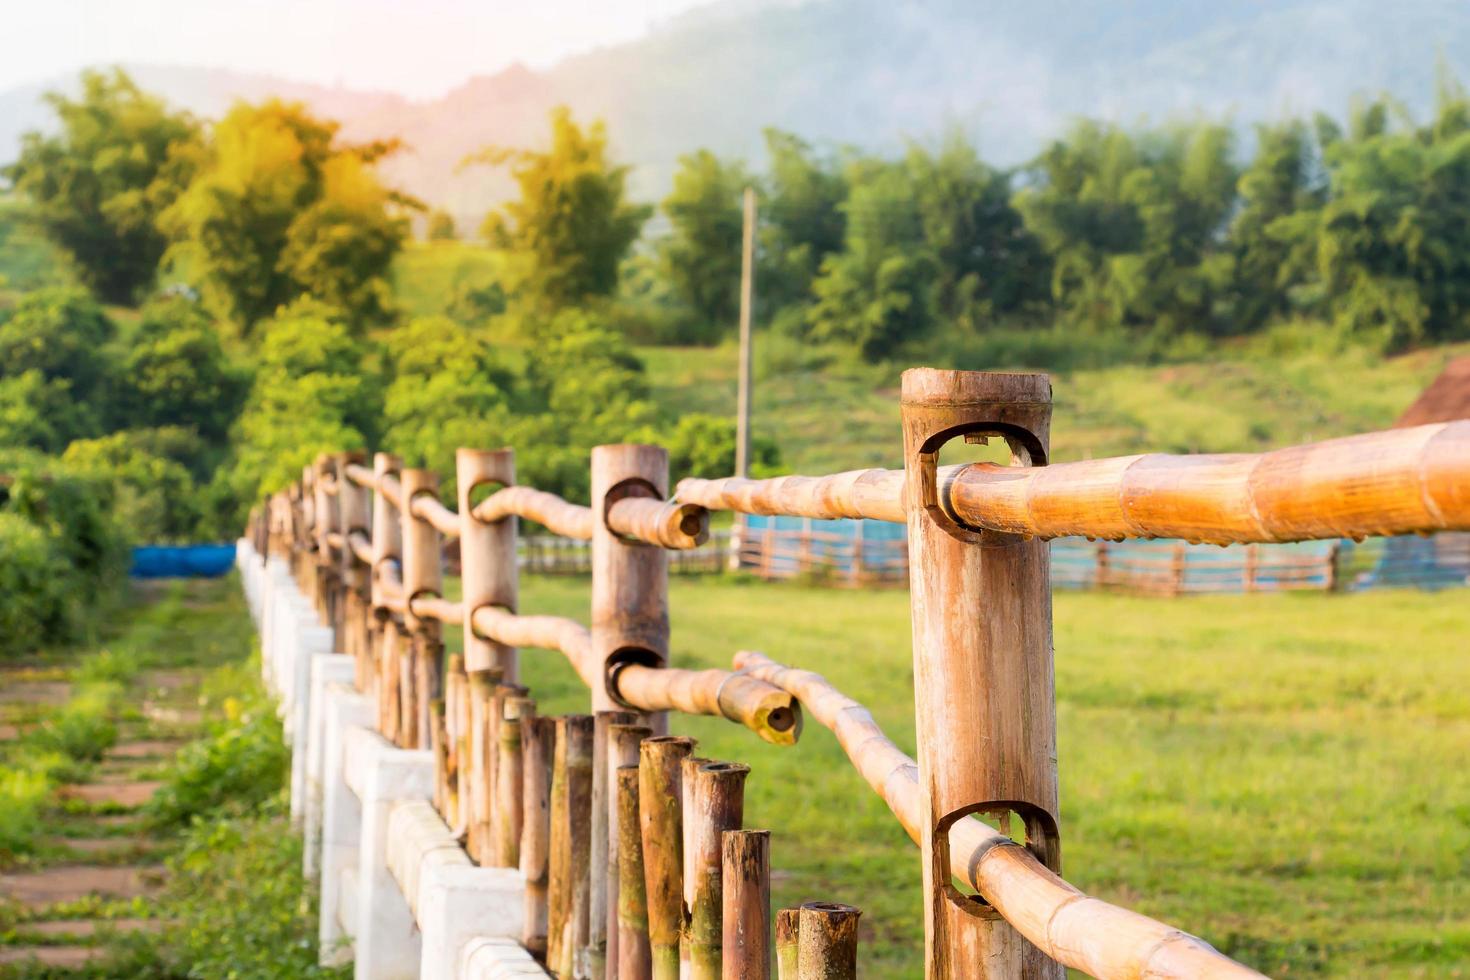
[{"xmin": 901, "ymin": 367, "xmax": 1052, "ymax": 406}]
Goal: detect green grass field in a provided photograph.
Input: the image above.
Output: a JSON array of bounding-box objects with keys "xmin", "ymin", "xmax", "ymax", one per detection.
[{"xmin": 478, "ymin": 576, "xmax": 1470, "ymax": 978}]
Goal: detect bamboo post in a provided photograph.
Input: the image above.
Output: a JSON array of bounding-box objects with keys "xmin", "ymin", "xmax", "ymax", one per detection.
[
  {"xmin": 398, "ymin": 635, "xmax": 418, "ymax": 749},
  {"xmin": 591, "ymin": 444, "xmax": 670, "ymax": 731},
  {"xmin": 379, "ymin": 618, "xmax": 402, "ymax": 742},
  {"xmin": 591, "ymin": 710, "xmax": 638, "ymax": 979},
  {"xmin": 522, "ymin": 714, "xmax": 556, "ymax": 959},
  {"xmin": 639, "ymin": 735, "xmax": 694, "ymax": 980},
  {"xmin": 796, "ymin": 903, "xmax": 860, "ymax": 980},
  {"xmin": 549, "ymin": 715, "xmax": 594, "ymax": 977},
  {"xmin": 458, "ymin": 448, "xmax": 518, "ymax": 679},
  {"xmin": 497, "ymin": 695, "xmax": 531, "ymax": 867},
  {"xmin": 900, "ymin": 369, "xmax": 1061, "ymax": 980},
  {"xmin": 338, "ymin": 451, "xmax": 370, "ymax": 683},
  {"xmin": 721, "ymin": 829, "xmax": 770, "ymax": 980},
  {"xmin": 370, "ymin": 453, "xmax": 403, "ymax": 717},
  {"xmin": 774, "ymin": 909, "xmax": 800, "ymax": 980},
  {"xmin": 467, "ymin": 669, "xmax": 498, "ymax": 863},
  {"xmin": 311, "ymin": 455, "xmax": 337, "ymax": 633},
  {"xmin": 688, "ymin": 762, "xmax": 749, "ymax": 980},
  {"xmin": 430, "ymin": 698, "xmax": 448, "ymax": 814},
  {"xmin": 680, "ymin": 752, "xmax": 711, "ymax": 978},
  {"xmin": 608, "ymin": 724, "xmax": 652, "ymax": 977},
  {"xmin": 616, "ymin": 765, "xmax": 652, "ymax": 980},
  {"xmin": 402, "ymin": 468, "xmax": 444, "ymax": 748}
]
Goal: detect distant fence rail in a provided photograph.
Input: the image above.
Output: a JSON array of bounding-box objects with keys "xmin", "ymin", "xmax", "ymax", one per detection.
[{"xmin": 247, "ymin": 369, "xmax": 1469, "ymax": 979}]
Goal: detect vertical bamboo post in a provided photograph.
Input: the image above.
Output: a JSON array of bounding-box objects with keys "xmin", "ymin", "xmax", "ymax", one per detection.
[
  {"xmin": 467, "ymin": 669, "xmax": 498, "ymax": 863},
  {"xmin": 522, "ymin": 714, "xmax": 556, "ymax": 960},
  {"xmin": 795, "ymin": 903, "xmax": 859, "ymax": 980},
  {"xmin": 398, "ymin": 636, "xmax": 418, "ymax": 749},
  {"xmin": 639, "ymin": 735, "xmax": 694, "ymax": 980},
  {"xmin": 457, "ymin": 448, "xmax": 518, "ymax": 678},
  {"xmin": 379, "ymin": 618, "xmax": 401, "ymax": 741},
  {"xmin": 607, "ymin": 723, "xmax": 653, "ymax": 976},
  {"xmin": 721, "ymin": 829, "xmax": 770, "ymax": 980},
  {"xmin": 430, "ymin": 698, "xmax": 448, "ymax": 814},
  {"xmin": 901, "ymin": 369, "xmax": 1061, "ymax": 980},
  {"xmin": 616, "ymin": 765, "xmax": 652, "ymax": 980},
  {"xmin": 401, "ymin": 468, "xmax": 444, "ymax": 749},
  {"xmin": 591, "ymin": 710, "xmax": 638, "ymax": 978},
  {"xmin": 774, "ymin": 909, "xmax": 800, "ymax": 980},
  {"xmin": 338, "ymin": 451, "xmax": 370, "ymax": 682},
  {"xmin": 680, "ymin": 752, "xmax": 711, "ymax": 978},
  {"xmin": 370, "ymin": 452, "xmax": 402, "ymax": 718},
  {"xmin": 591, "ymin": 444, "xmax": 670, "ymax": 731},
  {"xmin": 550, "ymin": 715, "xmax": 595, "ymax": 977},
  {"xmin": 688, "ymin": 762, "xmax": 748, "ymax": 980},
  {"xmin": 497, "ymin": 695, "xmax": 531, "ymax": 867}
]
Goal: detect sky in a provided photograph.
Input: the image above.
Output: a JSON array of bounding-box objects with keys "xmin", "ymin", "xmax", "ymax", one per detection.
[{"xmin": 0, "ymin": 0, "xmax": 717, "ymax": 98}]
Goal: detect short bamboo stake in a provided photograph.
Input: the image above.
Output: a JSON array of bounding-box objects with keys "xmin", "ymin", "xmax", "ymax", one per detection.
[
  {"xmin": 429, "ymin": 699, "xmax": 448, "ymax": 815},
  {"xmin": 446, "ymin": 653, "xmax": 466, "ymax": 830},
  {"xmin": 413, "ymin": 634, "xmax": 443, "ymax": 751},
  {"xmin": 496, "ymin": 695, "xmax": 531, "ymax": 867},
  {"xmin": 639, "ymin": 735, "xmax": 694, "ymax": 980},
  {"xmin": 397, "ymin": 637, "xmax": 416, "ymax": 749},
  {"xmin": 549, "ymin": 715, "xmax": 594, "ymax": 977},
  {"xmin": 774, "ymin": 909, "xmax": 800, "ymax": 980},
  {"xmin": 591, "ymin": 710, "xmax": 638, "ymax": 979},
  {"xmin": 680, "ymin": 754, "xmax": 712, "ymax": 979},
  {"xmin": 607, "ymin": 723, "xmax": 653, "ymax": 976},
  {"xmin": 379, "ymin": 618, "xmax": 401, "ymax": 742},
  {"xmin": 796, "ymin": 903, "xmax": 859, "ymax": 980},
  {"xmin": 616, "ymin": 764, "xmax": 652, "ymax": 980},
  {"xmin": 687, "ymin": 762, "xmax": 749, "ymax": 980},
  {"xmin": 522, "ymin": 714, "xmax": 556, "ymax": 959},
  {"xmin": 467, "ymin": 669, "xmax": 499, "ymax": 863},
  {"xmin": 721, "ymin": 830, "xmax": 770, "ymax": 980}
]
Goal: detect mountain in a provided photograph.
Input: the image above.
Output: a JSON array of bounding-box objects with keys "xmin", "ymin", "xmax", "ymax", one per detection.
[{"xmin": 4, "ymin": 0, "xmax": 1470, "ymax": 226}]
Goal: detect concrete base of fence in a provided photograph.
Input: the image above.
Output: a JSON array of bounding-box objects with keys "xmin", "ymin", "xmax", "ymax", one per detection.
[
  {"xmin": 460, "ymin": 938, "xmax": 551, "ymax": 979},
  {"xmin": 385, "ymin": 800, "xmax": 526, "ymax": 979},
  {"xmin": 346, "ymin": 726, "xmax": 434, "ymax": 980},
  {"xmin": 235, "ymin": 539, "xmax": 546, "ymax": 978},
  {"xmin": 318, "ymin": 682, "xmax": 374, "ymax": 966},
  {"xmin": 305, "ymin": 653, "xmax": 356, "ymax": 879}
]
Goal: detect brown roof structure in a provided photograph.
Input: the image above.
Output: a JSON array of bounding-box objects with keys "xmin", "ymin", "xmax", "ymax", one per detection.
[{"xmin": 1396, "ymin": 356, "xmax": 1470, "ymax": 427}]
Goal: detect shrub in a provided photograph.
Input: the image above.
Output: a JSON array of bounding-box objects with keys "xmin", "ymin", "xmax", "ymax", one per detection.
[
  {"xmin": 0, "ymin": 766, "xmax": 50, "ymax": 860},
  {"xmin": 145, "ymin": 693, "xmax": 288, "ymax": 828},
  {"xmin": 30, "ymin": 682, "xmax": 121, "ymax": 762},
  {"xmin": 0, "ymin": 514, "xmax": 71, "ymax": 658}
]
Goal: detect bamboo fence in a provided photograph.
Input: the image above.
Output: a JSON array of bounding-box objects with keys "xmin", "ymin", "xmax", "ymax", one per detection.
[{"xmin": 250, "ymin": 370, "xmax": 1470, "ymax": 979}]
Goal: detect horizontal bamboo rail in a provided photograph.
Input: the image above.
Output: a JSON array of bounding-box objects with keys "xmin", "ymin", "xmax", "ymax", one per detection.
[
  {"xmin": 732, "ymin": 651, "xmax": 1263, "ymax": 979},
  {"xmin": 678, "ymin": 420, "xmax": 1470, "ymax": 546}
]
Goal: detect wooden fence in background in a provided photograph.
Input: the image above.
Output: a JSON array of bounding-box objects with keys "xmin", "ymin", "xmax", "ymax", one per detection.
[{"xmin": 250, "ymin": 368, "xmax": 1470, "ymax": 979}]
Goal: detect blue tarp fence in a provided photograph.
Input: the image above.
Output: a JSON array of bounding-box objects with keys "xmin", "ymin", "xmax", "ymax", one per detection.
[{"xmin": 131, "ymin": 544, "xmax": 237, "ymax": 579}]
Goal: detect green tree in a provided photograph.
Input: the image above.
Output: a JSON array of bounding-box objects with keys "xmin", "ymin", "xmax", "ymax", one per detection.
[
  {"xmin": 659, "ymin": 150, "xmax": 750, "ymax": 342},
  {"xmin": 61, "ymin": 431, "xmax": 202, "ymax": 542},
  {"xmin": 469, "ymin": 107, "xmax": 649, "ymax": 307},
  {"xmin": 116, "ymin": 297, "xmax": 249, "ymax": 460},
  {"xmin": 759, "ymin": 129, "xmax": 848, "ymax": 309},
  {"xmin": 0, "ymin": 287, "xmax": 116, "ymax": 446},
  {"xmin": 4, "ymin": 69, "xmax": 200, "ymax": 303},
  {"xmin": 161, "ymin": 100, "xmax": 408, "ymax": 334},
  {"xmin": 427, "ymin": 209, "xmax": 458, "ymax": 241}
]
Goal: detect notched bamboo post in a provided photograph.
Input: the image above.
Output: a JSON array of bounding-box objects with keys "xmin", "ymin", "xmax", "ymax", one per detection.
[
  {"xmin": 721, "ymin": 829, "xmax": 770, "ymax": 980},
  {"xmin": 639, "ymin": 735, "xmax": 694, "ymax": 980},
  {"xmin": 774, "ymin": 909, "xmax": 800, "ymax": 980},
  {"xmin": 337, "ymin": 451, "xmax": 370, "ymax": 681},
  {"xmin": 591, "ymin": 710, "xmax": 638, "ymax": 979},
  {"xmin": 522, "ymin": 714, "xmax": 556, "ymax": 960},
  {"xmin": 458, "ymin": 448, "xmax": 518, "ymax": 679},
  {"xmin": 688, "ymin": 762, "xmax": 749, "ymax": 980},
  {"xmin": 615, "ymin": 765, "xmax": 652, "ymax": 980},
  {"xmin": 796, "ymin": 903, "xmax": 860, "ymax": 980},
  {"xmin": 370, "ymin": 452, "xmax": 403, "ymax": 721},
  {"xmin": 402, "ymin": 467, "xmax": 444, "ymax": 750},
  {"xmin": 901, "ymin": 368, "xmax": 1061, "ymax": 980},
  {"xmin": 591, "ymin": 444, "xmax": 671, "ymax": 732}
]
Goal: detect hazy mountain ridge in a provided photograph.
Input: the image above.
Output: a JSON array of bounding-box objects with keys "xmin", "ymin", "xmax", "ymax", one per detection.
[{"xmin": 3, "ymin": 0, "xmax": 1467, "ymax": 225}]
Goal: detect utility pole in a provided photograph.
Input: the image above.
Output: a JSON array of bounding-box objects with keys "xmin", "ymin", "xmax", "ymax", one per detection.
[
  {"xmin": 735, "ymin": 186, "xmax": 757, "ymax": 479},
  {"xmin": 730, "ymin": 186, "xmax": 757, "ymax": 572}
]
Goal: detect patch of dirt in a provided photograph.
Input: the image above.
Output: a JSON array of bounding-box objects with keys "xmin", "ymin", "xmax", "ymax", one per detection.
[
  {"xmin": 18, "ymin": 917, "xmax": 161, "ymax": 939},
  {"xmin": 0, "ymin": 723, "xmax": 18, "ymax": 740},
  {"xmin": 0, "ymin": 864, "xmax": 165, "ymax": 905},
  {"xmin": 140, "ymin": 670, "xmax": 197, "ymax": 693},
  {"xmin": 141, "ymin": 705, "xmax": 203, "ymax": 725},
  {"xmin": 58, "ymin": 781, "xmax": 164, "ymax": 808},
  {"xmin": 0, "ymin": 946, "xmax": 108, "ymax": 967},
  {"xmin": 48, "ymin": 838, "xmax": 160, "ymax": 862},
  {"xmin": 2, "ymin": 682, "xmax": 71, "ymax": 705},
  {"xmin": 107, "ymin": 740, "xmax": 185, "ymax": 760}
]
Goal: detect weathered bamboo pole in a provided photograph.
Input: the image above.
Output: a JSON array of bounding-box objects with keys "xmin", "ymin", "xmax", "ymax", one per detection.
[
  {"xmin": 607, "ymin": 723, "xmax": 653, "ymax": 977},
  {"xmin": 369, "ymin": 452, "xmax": 403, "ymax": 615},
  {"xmin": 591, "ymin": 711, "xmax": 638, "ymax": 979},
  {"xmin": 687, "ymin": 763, "xmax": 749, "ymax": 980},
  {"xmin": 497, "ymin": 695, "xmax": 531, "ymax": 868},
  {"xmin": 734, "ymin": 651, "xmax": 1262, "ymax": 979},
  {"xmin": 470, "ymin": 484, "xmax": 710, "ymax": 550},
  {"xmin": 396, "ymin": 631, "xmax": 416, "ymax": 749},
  {"xmin": 550, "ymin": 715, "xmax": 595, "ymax": 977},
  {"xmin": 378, "ymin": 619, "xmax": 401, "ymax": 742},
  {"xmin": 615, "ymin": 765, "xmax": 651, "ymax": 980},
  {"xmin": 458, "ymin": 448, "xmax": 519, "ymax": 680},
  {"xmin": 721, "ymin": 830, "xmax": 770, "ymax": 980},
  {"xmin": 430, "ymin": 698, "xmax": 448, "ymax": 815},
  {"xmin": 679, "ymin": 754, "xmax": 711, "ymax": 980},
  {"xmin": 401, "ymin": 468, "xmax": 443, "ymax": 750},
  {"xmin": 414, "ymin": 634, "xmax": 442, "ymax": 752},
  {"xmin": 522, "ymin": 714, "xmax": 556, "ymax": 960},
  {"xmin": 774, "ymin": 909, "xmax": 800, "ymax": 980},
  {"xmin": 678, "ymin": 419, "xmax": 1470, "ymax": 545},
  {"xmin": 337, "ymin": 451, "xmax": 371, "ymax": 687},
  {"xmin": 903, "ymin": 369, "xmax": 1059, "ymax": 980},
  {"xmin": 467, "ymin": 669, "xmax": 499, "ymax": 863},
  {"xmin": 591, "ymin": 444, "xmax": 670, "ymax": 727},
  {"xmin": 639, "ymin": 735, "xmax": 694, "ymax": 980},
  {"xmin": 795, "ymin": 903, "xmax": 859, "ymax": 980}
]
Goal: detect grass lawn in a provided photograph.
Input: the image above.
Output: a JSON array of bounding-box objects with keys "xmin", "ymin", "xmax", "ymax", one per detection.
[{"xmin": 485, "ymin": 575, "xmax": 1470, "ymax": 978}]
